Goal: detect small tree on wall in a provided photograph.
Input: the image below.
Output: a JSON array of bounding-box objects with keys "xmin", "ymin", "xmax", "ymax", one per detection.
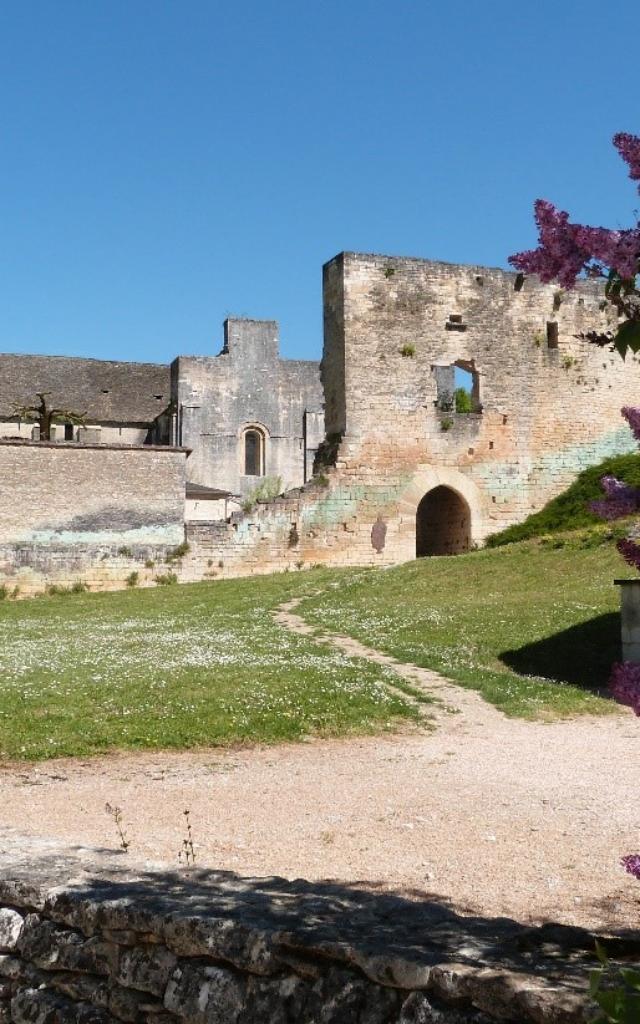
[{"xmin": 13, "ymin": 392, "xmax": 86, "ymax": 441}]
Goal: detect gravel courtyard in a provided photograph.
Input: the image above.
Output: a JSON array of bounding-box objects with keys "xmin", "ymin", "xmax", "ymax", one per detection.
[{"xmin": 2, "ymin": 702, "xmax": 637, "ymax": 933}]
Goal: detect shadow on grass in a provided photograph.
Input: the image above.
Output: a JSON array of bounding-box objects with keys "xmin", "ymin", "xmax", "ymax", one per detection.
[{"xmin": 500, "ymin": 612, "xmax": 620, "ymax": 693}]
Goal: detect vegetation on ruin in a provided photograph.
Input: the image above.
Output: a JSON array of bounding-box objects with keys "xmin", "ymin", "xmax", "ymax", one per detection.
[
  {"xmin": 241, "ymin": 475, "xmax": 283, "ymax": 512},
  {"xmin": 486, "ymin": 452, "xmax": 640, "ymax": 547},
  {"xmin": 454, "ymin": 387, "xmax": 473, "ymax": 413},
  {"xmin": 0, "ymin": 570, "xmax": 423, "ymax": 761},
  {"xmin": 297, "ymin": 543, "xmax": 630, "ymax": 719}
]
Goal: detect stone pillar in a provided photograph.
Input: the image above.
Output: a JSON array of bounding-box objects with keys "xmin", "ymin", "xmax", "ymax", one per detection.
[{"xmin": 615, "ymin": 579, "xmax": 640, "ymax": 662}]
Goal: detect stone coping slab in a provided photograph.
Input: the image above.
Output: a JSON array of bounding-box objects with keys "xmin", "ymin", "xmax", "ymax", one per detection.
[{"xmin": 0, "ymin": 829, "xmax": 638, "ymax": 1022}]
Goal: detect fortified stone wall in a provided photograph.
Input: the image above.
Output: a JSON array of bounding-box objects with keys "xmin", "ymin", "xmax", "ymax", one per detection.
[
  {"xmin": 173, "ymin": 318, "xmax": 324, "ymax": 499},
  {"xmin": 0, "ymin": 441, "xmax": 188, "ymax": 594},
  {"xmin": 322, "ymin": 251, "xmax": 640, "ymax": 544},
  {"xmin": 0, "ymin": 831, "xmax": 619, "ymax": 1023},
  {"xmin": 2, "ymin": 251, "xmax": 639, "ymax": 593}
]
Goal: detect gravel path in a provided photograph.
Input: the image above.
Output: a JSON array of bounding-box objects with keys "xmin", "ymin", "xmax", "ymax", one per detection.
[{"xmin": 1, "ymin": 601, "xmax": 638, "ymax": 933}]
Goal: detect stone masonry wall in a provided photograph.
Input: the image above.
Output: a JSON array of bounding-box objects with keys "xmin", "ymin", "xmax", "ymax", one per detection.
[
  {"xmin": 173, "ymin": 319, "xmax": 324, "ymax": 499},
  {"xmin": 322, "ymin": 251, "xmax": 640, "ymax": 534},
  {"xmin": 0, "ymin": 441, "xmax": 188, "ymax": 594},
  {"xmin": 180, "ymin": 250, "xmax": 640, "ymax": 584},
  {"xmin": 0, "ymin": 831, "xmax": 628, "ymax": 1023},
  {"xmin": 3, "ymin": 251, "xmax": 640, "ymax": 593}
]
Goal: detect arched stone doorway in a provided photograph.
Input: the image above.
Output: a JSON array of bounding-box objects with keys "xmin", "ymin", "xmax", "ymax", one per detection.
[{"xmin": 416, "ymin": 486, "xmax": 471, "ymax": 557}]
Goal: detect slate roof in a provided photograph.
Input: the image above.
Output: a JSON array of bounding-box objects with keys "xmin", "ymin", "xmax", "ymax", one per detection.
[
  {"xmin": 186, "ymin": 483, "xmax": 235, "ymax": 500},
  {"xmin": 0, "ymin": 354, "xmax": 171, "ymax": 424}
]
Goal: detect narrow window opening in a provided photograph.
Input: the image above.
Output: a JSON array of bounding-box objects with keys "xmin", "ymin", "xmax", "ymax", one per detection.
[
  {"xmin": 434, "ymin": 360, "xmax": 481, "ymax": 414},
  {"xmin": 244, "ymin": 429, "xmax": 264, "ymax": 476},
  {"xmin": 514, "ymin": 273, "xmax": 525, "ymax": 292},
  {"xmin": 64, "ymin": 423, "xmax": 74, "ymax": 441},
  {"xmin": 547, "ymin": 322, "xmax": 559, "ymax": 349}
]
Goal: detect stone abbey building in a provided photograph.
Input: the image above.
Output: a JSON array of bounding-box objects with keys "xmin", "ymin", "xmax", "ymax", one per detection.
[{"xmin": 1, "ymin": 249, "xmax": 639, "ymax": 593}]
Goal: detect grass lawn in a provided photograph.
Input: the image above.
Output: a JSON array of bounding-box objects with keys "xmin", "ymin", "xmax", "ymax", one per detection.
[
  {"xmin": 298, "ymin": 542, "xmax": 633, "ymax": 719},
  {"xmin": 0, "ymin": 570, "xmax": 421, "ymax": 761},
  {"xmin": 0, "ymin": 539, "xmax": 631, "ymax": 760}
]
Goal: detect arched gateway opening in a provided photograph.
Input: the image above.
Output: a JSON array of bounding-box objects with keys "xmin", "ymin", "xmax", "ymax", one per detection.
[{"xmin": 416, "ymin": 486, "xmax": 471, "ymax": 557}]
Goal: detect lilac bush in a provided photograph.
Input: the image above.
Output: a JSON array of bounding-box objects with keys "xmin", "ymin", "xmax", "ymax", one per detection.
[
  {"xmin": 510, "ymin": 136, "xmax": 640, "ymax": 918},
  {"xmin": 621, "ymin": 854, "xmax": 640, "ymax": 881},
  {"xmin": 510, "ymin": 132, "xmax": 640, "ymax": 357},
  {"xmin": 609, "ymin": 663, "xmax": 640, "ymax": 716}
]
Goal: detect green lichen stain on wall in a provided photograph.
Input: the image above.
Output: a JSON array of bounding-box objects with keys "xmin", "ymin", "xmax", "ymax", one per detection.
[
  {"xmin": 469, "ymin": 427, "xmax": 635, "ymax": 502},
  {"xmin": 18, "ymin": 524, "xmax": 185, "ymax": 547},
  {"xmin": 301, "ymin": 479, "xmax": 410, "ymax": 528}
]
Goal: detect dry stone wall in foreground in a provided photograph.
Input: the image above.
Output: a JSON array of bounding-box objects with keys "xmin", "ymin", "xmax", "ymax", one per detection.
[{"xmin": 0, "ymin": 831, "xmax": 636, "ymax": 1023}]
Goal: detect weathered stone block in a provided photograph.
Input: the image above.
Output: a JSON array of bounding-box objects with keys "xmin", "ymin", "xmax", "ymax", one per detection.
[
  {"xmin": 0, "ymin": 907, "xmax": 24, "ymax": 951},
  {"xmin": 18, "ymin": 916, "xmax": 115, "ymax": 976},
  {"xmin": 11, "ymin": 985, "xmax": 117, "ymax": 1023},
  {"xmin": 164, "ymin": 963, "xmax": 246, "ymax": 1023},
  {"xmin": 162, "ymin": 915, "xmax": 277, "ymax": 975},
  {"xmin": 116, "ymin": 945, "xmax": 176, "ymax": 997}
]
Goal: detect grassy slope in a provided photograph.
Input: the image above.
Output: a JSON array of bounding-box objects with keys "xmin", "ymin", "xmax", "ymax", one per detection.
[
  {"xmin": 0, "ymin": 537, "xmax": 630, "ymax": 761},
  {"xmin": 0, "ymin": 571, "xmax": 421, "ymax": 761},
  {"xmin": 298, "ymin": 544, "xmax": 633, "ymax": 719},
  {"xmin": 486, "ymin": 452, "xmax": 640, "ymax": 547}
]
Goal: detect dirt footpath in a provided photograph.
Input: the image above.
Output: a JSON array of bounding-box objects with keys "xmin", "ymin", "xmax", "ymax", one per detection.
[{"xmin": 1, "ymin": 705, "xmax": 638, "ymax": 933}]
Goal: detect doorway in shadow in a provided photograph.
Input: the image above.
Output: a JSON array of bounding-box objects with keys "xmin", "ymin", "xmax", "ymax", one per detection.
[{"xmin": 416, "ymin": 486, "xmax": 471, "ymax": 557}]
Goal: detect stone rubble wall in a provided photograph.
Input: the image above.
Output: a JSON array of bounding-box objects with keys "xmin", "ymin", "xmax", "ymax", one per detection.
[{"xmin": 0, "ymin": 831, "xmax": 627, "ymax": 1023}]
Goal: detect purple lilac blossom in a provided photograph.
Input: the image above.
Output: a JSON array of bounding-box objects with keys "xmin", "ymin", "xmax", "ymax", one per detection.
[
  {"xmin": 609, "ymin": 662, "xmax": 640, "ymax": 715},
  {"xmin": 621, "ymin": 854, "xmax": 640, "ymax": 880},
  {"xmin": 622, "ymin": 406, "xmax": 640, "ymax": 443},
  {"xmin": 590, "ymin": 497, "xmax": 639, "ymax": 520},
  {"xmin": 616, "ymin": 537, "xmax": 640, "ymax": 571},
  {"xmin": 589, "ymin": 475, "xmax": 640, "ymax": 520},
  {"xmin": 509, "ymin": 133, "xmax": 640, "ymax": 287},
  {"xmin": 509, "ymin": 200, "xmax": 640, "ymax": 288},
  {"xmin": 614, "ymin": 133, "xmax": 640, "ymax": 192}
]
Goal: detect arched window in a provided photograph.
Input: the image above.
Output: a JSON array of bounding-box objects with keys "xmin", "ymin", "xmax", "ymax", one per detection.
[{"xmin": 244, "ymin": 428, "xmax": 264, "ymax": 476}]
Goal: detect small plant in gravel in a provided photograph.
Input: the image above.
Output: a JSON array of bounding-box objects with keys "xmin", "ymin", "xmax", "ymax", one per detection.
[
  {"xmin": 178, "ymin": 809, "xmax": 196, "ymax": 868},
  {"xmin": 589, "ymin": 940, "xmax": 640, "ymax": 1023},
  {"xmin": 105, "ymin": 803, "xmax": 130, "ymax": 853}
]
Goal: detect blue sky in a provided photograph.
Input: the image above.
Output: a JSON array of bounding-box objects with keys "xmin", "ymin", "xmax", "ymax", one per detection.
[{"xmin": 1, "ymin": 0, "xmax": 638, "ymax": 364}]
